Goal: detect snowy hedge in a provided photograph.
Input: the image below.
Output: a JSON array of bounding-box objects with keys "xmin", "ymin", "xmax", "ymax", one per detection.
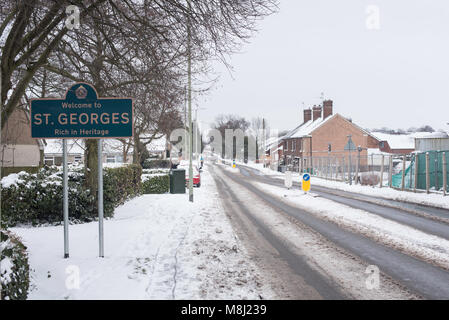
[
  {"xmin": 142, "ymin": 159, "xmax": 171, "ymax": 169},
  {"xmin": 141, "ymin": 174, "xmax": 170, "ymax": 194},
  {"xmin": 1, "ymin": 167, "xmax": 91, "ymax": 227},
  {"xmin": 103, "ymin": 164, "xmax": 142, "ymax": 213},
  {"xmin": 1, "ymin": 165, "xmax": 142, "ymax": 227},
  {"xmin": 1, "ymin": 230, "xmax": 30, "ymax": 300}
]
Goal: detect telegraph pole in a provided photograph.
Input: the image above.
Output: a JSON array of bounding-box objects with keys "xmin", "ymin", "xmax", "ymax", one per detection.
[{"xmin": 187, "ymin": 0, "xmax": 193, "ymax": 202}]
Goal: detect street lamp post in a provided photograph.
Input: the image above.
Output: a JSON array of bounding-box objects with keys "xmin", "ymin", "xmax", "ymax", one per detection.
[
  {"xmin": 347, "ymin": 135, "xmax": 352, "ymax": 185},
  {"xmin": 187, "ymin": 0, "xmax": 193, "ymax": 202}
]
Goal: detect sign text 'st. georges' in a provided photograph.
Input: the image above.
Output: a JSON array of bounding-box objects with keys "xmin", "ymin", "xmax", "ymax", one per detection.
[{"xmin": 30, "ymin": 83, "xmax": 133, "ymax": 139}]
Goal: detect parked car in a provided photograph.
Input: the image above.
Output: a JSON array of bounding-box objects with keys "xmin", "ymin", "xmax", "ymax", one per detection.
[{"xmin": 179, "ymin": 164, "xmax": 201, "ymax": 187}]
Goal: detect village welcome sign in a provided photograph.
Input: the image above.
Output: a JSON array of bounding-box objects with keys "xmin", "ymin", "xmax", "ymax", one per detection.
[{"xmin": 30, "ymin": 83, "xmax": 133, "ymax": 139}]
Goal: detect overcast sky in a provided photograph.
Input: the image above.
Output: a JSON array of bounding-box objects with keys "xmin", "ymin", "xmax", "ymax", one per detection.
[{"xmin": 197, "ymin": 0, "xmax": 449, "ymax": 133}]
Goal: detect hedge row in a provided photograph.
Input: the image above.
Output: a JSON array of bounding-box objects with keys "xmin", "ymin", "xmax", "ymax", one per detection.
[
  {"xmin": 1, "ymin": 165, "xmax": 142, "ymax": 228},
  {"xmin": 1, "ymin": 230, "xmax": 30, "ymax": 300},
  {"xmin": 142, "ymin": 174, "xmax": 170, "ymax": 194},
  {"xmin": 142, "ymin": 159, "xmax": 171, "ymax": 169},
  {"xmin": 103, "ymin": 165, "xmax": 142, "ymax": 213},
  {"xmin": 1, "ymin": 166, "xmax": 39, "ymax": 178}
]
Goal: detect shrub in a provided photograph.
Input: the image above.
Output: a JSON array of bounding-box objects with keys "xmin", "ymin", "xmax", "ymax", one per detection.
[
  {"xmin": 142, "ymin": 168, "xmax": 170, "ymax": 175},
  {"xmin": 1, "ymin": 166, "xmax": 39, "ymax": 178},
  {"xmin": 142, "ymin": 159, "xmax": 171, "ymax": 169},
  {"xmin": 1, "ymin": 167, "xmax": 93, "ymax": 227},
  {"xmin": 141, "ymin": 174, "xmax": 170, "ymax": 194},
  {"xmin": 360, "ymin": 173, "xmax": 380, "ymax": 186},
  {"xmin": 1, "ymin": 165, "xmax": 142, "ymax": 227},
  {"xmin": 1, "ymin": 230, "xmax": 30, "ymax": 300},
  {"xmin": 103, "ymin": 164, "xmax": 142, "ymax": 214}
]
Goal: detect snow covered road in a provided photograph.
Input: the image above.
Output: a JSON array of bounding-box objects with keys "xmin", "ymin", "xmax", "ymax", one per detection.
[
  {"xmin": 12, "ymin": 167, "xmax": 274, "ymax": 300},
  {"xmin": 211, "ymin": 163, "xmax": 449, "ymax": 299}
]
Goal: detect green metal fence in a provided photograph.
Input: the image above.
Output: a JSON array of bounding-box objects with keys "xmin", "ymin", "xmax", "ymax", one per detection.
[{"xmin": 392, "ymin": 151, "xmax": 448, "ymax": 191}]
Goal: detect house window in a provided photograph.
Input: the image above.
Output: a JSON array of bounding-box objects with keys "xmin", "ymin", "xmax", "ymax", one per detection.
[
  {"xmin": 54, "ymin": 157, "xmax": 63, "ymax": 166},
  {"xmin": 106, "ymin": 155, "xmax": 116, "ymax": 163},
  {"xmin": 74, "ymin": 155, "xmax": 82, "ymax": 163},
  {"xmin": 292, "ymin": 140, "xmax": 296, "ymax": 151},
  {"xmin": 285, "ymin": 141, "xmax": 288, "ymax": 151},
  {"xmin": 116, "ymin": 155, "xmax": 124, "ymax": 163},
  {"xmin": 44, "ymin": 156, "xmax": 54, "ymax": 166}
]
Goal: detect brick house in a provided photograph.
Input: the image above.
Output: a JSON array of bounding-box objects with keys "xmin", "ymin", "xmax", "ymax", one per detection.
[
  {"xmin": 281, "ymin": 100, "xmax": 386, "ymax": 169},
  {"xmin": 371, "ymin": 132, "xmax": 415, "ymax": 154},
  {"xmin": 1, "ymin": 108, "xmax": 45, "ymax": 171}
]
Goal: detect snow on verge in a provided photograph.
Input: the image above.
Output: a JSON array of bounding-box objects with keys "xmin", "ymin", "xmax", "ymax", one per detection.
[
  {"xmin": 11, "ymin": 167, "xmax": 274, "ymax": 300},
  {"xmin": 240, "ymin": 161, "xmax": 449, "ymax": 210},
  {"xmin": 254, "ymin": 182, "xmax": 449, "ymax": 271}
]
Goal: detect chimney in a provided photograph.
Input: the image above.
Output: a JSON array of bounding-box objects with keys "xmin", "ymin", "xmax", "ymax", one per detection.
[
  {"xmin": 323, "ymin": 100, "xmax": 333, "ymax": 119},
  {"xmin": 303, "ymin": 108, "xmax": 312, "ymax": 123},
  {"xmin": 312, "ymin": 105, "xmax": 322, "ymax": 121}
]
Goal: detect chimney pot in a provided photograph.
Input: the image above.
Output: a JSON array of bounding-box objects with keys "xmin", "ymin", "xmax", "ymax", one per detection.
[
  {"xmin": 312, "ymin": 105, "xmax": 322, "ymax": 121},
  {"xmin": 323, "ymin": 100, "xmax": 333, "ymax": 119},
  {"xmin": 303, "ymin": 108, "xmax": 312, "ymax": 123}
]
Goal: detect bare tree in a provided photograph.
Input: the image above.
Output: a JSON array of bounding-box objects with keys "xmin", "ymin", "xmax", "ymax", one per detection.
[{"xmin": 1, "ymin": 0, "xmax": 278, "ymax": 208}]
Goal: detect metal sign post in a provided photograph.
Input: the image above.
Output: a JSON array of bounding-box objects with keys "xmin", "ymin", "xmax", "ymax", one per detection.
[
  {"xmin": 98, "ymin": 139, "xmax": 104, "ymax": 258},
  {"xmin": 30, "ymin": 83, "xmax": 133, "ymax": 259},
  {"xmin": 344, "ymin": 135, "xmax": 357, "ymax": 185},
  {"xmin": 63, "ymin": 139, "xmax": 69, "ymax": 258}
]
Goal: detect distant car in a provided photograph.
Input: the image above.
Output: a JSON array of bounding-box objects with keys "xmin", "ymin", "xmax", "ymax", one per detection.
[{"xmin": 179, "ymin": 165, "xmax": 201, "ymax": 187}]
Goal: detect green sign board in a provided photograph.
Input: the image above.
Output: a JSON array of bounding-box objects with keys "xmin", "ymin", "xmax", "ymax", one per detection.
[{"xmin": 30, "ymin": 83, "xmax": 133, "ymax": 139}]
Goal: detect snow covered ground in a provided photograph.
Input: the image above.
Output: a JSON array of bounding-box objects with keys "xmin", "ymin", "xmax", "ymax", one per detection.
[
  {"xmin": 236, "ymin": 160, "xmax": 449, "ymax": 210},
  {"xmin": 11, "ymin": 167, "xmax": 274, "ymax": 300},
  {"xmin": 308, "ymin": 177, "xmax": 449, "ymax": 211},
  {"xmin": 254, "ymin": 182, "xmax": 449, "ymax": 271}
]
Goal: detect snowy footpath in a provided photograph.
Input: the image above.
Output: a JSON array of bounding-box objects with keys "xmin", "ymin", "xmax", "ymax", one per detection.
[{"xmin": 12, "ymin": 167, "xmax": 274, "ymax": 300}]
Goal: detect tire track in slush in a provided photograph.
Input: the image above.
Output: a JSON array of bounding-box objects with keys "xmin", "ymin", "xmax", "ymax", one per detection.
[{"xmin": 216, "ymin": 164, "xmax": 449, "ymax": 299}]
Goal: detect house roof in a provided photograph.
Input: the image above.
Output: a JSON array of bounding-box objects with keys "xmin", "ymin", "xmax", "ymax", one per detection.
[
  {"xmin": 283, "ymin": 113, "xmax": 382, "ymax": 144},
  {"xmin": 371, "ymin": 132, "xmax": 415, "ymax": 150},
  {"xmin": 102, "ymin": 139, "xmax": 134, "ymax": 154},
  {"xmin": 44, "ymin": 139, "xmax": 135, "ymax": 155},
  {"xmin": 283, "ymin": 113, "xmax": 337, "ymax": 139},
  {"xmin": 147, "ymin": 136, "xmax": 167, "ymax": 153},
  {"xmin": 372, "ymin": 131, "xmax": 449, "ymax": 150},
  {"xmin": 44, "ymin": 139, "xmax": 85, "ymax": 155},
  {"xmin": 413, "ymin": 131, "xmax": 449, "ymax": 139}
]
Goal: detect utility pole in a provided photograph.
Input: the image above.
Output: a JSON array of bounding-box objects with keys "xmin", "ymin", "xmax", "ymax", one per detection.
[
  {"xmin": 184, "ymin": 85, "xmax": 187, "ymax": 158},
  {"xmin": 262, "ymin": 118, "xmax": 266, "ymax": 167},
  {"xmin": 187, "ymin": 0, "xmax": 193, "ymax": 202},
  {"xmin": 347, "ymin": 135, "xmax": 352, "ymax": 185}
]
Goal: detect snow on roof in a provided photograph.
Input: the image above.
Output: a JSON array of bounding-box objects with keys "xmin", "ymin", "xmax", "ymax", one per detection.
[
  {"xmin": 147, "ymin": 136, "xmax": 166, "ymax": 152},
  {"xmin": 103, "ymin": 139, "xmax": 133, "ymax": 154},
  {"xmin": 285, "ymin": 114, "xmax": 335, "ymax": 139},
  {"xmin": 265, "ymin": 135, "xmax": 285, "ymax": 151},
  {"xmin": 44, "ymin": 139, "xmax": 84, "ymax": 155},
  {"xmin": 372, "ymin": 132, "xmax": 415, "ymax": 150},
  {"xmin": 373, "ymin": 132, "xmax": 449, "ymax": 149},
  {"xmin": 45, "ymin": 139, "xmax": 135, "ymax": 155},
  {"xmin": 412, "ymin": 131, "xmax": 449, "ymax": 139}
]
